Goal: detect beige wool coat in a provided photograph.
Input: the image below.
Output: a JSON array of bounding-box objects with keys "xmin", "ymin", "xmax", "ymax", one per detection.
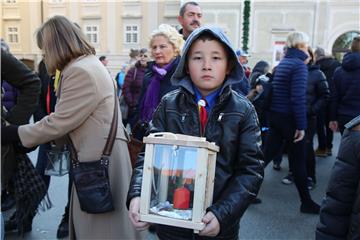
[{"xmin": 18, "ymin": 55, "xmax": 146, "ymax": 239}]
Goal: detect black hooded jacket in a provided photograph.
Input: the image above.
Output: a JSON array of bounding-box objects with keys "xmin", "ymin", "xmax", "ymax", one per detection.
[
  {"xmin": 127, "ymin": 27, "xmax": 264, "ymax": 239},
  {"xmin": 316, "ymin": 115, "xmax": 360, "ymax": 240},
  {"xmin": 330, "ymin": 52, "xmax": 360, "ymax": 120},
  {"xmin": 306, "ymin": 64, "xmax": 330, "ymax": 116},
  {"xmin": 316, "ymin": 57, "xmax": 340, "ymax": 85}
]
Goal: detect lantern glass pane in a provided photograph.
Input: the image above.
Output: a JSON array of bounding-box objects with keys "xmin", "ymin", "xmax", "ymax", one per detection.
[
  {"xmin": 150, "ymin": 144, "xmax": 197, "ymax": 220},
  {"xmin": 44, "ymin": 146, "xmax": 70, "ymax": 176}
]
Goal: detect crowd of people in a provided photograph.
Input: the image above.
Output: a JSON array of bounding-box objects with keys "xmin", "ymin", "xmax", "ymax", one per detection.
[{"xmin": 1, "ymin": 1, "xmax": 359, "ymax": 240}]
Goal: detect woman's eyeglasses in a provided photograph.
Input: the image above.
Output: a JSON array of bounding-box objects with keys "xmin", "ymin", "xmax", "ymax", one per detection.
[{"xmin": 140, "ymin": 54, "xmax": 148, "ymax": 58}]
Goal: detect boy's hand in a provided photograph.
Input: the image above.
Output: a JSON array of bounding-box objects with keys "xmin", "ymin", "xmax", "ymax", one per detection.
[
  {"xmin": 199, "ymin": 211, "xmax": 220, "ymax": 237},
  {"xmin": 128, "ymin": 197, "xmax": 150, "ymax": 231}
]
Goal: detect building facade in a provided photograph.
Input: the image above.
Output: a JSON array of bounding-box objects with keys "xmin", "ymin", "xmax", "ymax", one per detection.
[{"xmin": 1, "ymin": 0, "xmax": 359, "ymax": 75}]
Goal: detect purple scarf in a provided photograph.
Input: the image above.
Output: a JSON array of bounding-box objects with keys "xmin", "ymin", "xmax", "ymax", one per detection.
[{"xmin": 140, "ymin": 59, "xmax": 177, "ymax": 122}]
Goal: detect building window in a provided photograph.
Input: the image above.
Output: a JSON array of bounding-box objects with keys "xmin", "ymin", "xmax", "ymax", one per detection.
[
  {"xmin": 84, "ymin": 25, "xmax": 99, "ymax": 44},
  {"xmin": 124, "ymin": 25, "xmax": 139, "ymax": 44},
  {"xmin": 50, "ymin": 0, "xmax": 64, "ymax": 3},
  {"xmin": 7, "ymin": 27, "xmax": 19, "ymax": 43}
]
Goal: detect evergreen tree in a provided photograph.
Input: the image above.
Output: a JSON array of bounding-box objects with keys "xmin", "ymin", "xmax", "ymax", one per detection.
[{"xmin": 242, "ymin": 0, "xmax": 251, "ymax": 52}]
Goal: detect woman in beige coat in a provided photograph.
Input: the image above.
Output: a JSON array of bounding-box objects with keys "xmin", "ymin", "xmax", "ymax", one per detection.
[{"xmin": 2, "ymin": 15, "xmax": 145, "ymax": 239}]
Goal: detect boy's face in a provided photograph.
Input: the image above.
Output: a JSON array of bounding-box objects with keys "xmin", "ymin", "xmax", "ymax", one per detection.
[{"xmin": 187, "ymin": 39, "xmax": 230, "ymax": 97}]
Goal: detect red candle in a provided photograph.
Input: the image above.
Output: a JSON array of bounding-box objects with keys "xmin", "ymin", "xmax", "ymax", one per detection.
[{"xmin": 173, "ymin": 187, "xmax": 190, "ymax": 209}]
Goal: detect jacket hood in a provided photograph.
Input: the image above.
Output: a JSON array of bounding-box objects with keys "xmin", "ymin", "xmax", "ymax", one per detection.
[
  {"xmin": 342, "ymin": 52, "xmax": 360, "ymax": 71},
  {"xmin": 171, "ymin": 26, "xmax": 244, "ymax": 95}
]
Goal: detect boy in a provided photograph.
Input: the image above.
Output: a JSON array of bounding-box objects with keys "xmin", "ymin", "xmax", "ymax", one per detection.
[{"xmin": 127, "ymin": 26, "xmax": 264, "ymax": 239}]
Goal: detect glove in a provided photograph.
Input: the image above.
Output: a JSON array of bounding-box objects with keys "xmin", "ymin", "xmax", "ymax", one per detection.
[{"xmin": 1, "ymin": 124, "xmax": 20, "ymax": 145}]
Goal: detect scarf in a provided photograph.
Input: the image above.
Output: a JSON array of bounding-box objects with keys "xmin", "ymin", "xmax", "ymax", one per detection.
[
  {"xmin": 140, "ymin": 58, "xmax": 177, "ymax": 122},
  {"xmin": 12, "ymin": 154, "xmax": 51, "ymax": 235}
]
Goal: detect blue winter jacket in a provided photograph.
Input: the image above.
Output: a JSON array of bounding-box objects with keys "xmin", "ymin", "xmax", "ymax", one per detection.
[
  {"xmin": 330, "ymin": 52, "xmax": 360, "ymax": 120},
  {"xmin": 270, "ymin": 47, "xmax": 309, "ymax": 130}
]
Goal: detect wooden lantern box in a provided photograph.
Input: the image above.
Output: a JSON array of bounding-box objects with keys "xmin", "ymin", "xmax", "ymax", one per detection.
[{"xmin": 139, "ymin": 132, "xmax": 219, "ymax": 233}]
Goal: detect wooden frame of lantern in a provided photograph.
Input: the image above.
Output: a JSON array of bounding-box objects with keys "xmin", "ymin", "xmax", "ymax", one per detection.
[{"xmin": 139, "ymin": 132, "xmax": 219, "ymax": 233}]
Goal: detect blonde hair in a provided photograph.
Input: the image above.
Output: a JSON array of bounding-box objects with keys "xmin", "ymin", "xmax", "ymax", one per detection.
[
  {"xmin": 36, "ymin": 15, "xmax": 95, "ymax": 75},
  {"xmin": 286, "ymin": 31, "xmax": 309, "ymax": 49},
  {"xmin": 149, "ymin": 24, "xmax": 184, "ymax": 56}
]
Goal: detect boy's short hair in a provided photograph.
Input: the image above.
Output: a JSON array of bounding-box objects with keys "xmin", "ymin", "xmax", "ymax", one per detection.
[
  {"xmin": 99, "ymin": 56, "xmax": 106, "ymax": 61},
  {"xmin": 185, "ymin": 31, "xmax": 236, "ymax": 73}
]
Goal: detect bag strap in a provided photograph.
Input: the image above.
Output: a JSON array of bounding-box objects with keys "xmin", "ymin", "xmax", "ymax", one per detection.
[
  {"xmin": 103, "ymin": 85, "xmax": 119, "ymax": 156},
  {"xmin": 67, "ymin": 83, "xmax": 118, "ymax": 163}
]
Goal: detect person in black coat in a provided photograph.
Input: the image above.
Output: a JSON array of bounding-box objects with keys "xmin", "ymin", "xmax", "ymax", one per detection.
[
  {"xmin": 1, "ymin": 48, "xmax": 41, "ymax": 186},
  {"xmin": 1, "ymin": 48, "xmax": 41, "ymax": 234},
  {"xmin": 316, "ymin": 115, "xmax": 360, "ymax": 239},
  {"xmin": 314, "ymin": 47, "xmax": 341, "ymax": 156},
  {"xmin": 304, "ymin": 47, "xmax": 330, "ymax": 188},
  {"xmin": 329, "ymin": 36, "xmax": 360, "ymax": 134}
]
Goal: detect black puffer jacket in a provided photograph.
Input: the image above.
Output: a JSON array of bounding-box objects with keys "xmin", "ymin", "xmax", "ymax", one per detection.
[
  {"xmin": 127, "ymin": 26, "xmax": 264, "ymax": 239},
  {"xmin": 306, "ymin": 65, "xmax": 330, "ymax": 116},
  {"xmin": 316, "ymin": 57, "xmax": 341, "ymax": 86},
  {"xmin": 330, "ymin": 52, "xmax": 360, "ymax": 120},
  {"xmin": 316, "ymin": 115, "xmax": 360, "ymax": 240}
]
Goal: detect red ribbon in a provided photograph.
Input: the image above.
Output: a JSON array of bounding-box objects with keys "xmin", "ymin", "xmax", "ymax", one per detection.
[
  {"xmin": 198, "ymin": 98, "xmax": 207, "ymax": 136},
  {"xmin": 46, "ymin": 84, "xmax": 51, "ymax": 115}
]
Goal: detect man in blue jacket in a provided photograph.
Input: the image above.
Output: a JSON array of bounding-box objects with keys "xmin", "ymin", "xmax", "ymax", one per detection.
[{"xmin": 263, "ymin": 31, "xmax": 320, "ymax": 214}]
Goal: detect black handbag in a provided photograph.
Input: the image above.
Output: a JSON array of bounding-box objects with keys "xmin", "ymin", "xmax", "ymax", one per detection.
[{"xmin": 67, "ymin": 87, "xmax": 118, "ymax": 214}]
